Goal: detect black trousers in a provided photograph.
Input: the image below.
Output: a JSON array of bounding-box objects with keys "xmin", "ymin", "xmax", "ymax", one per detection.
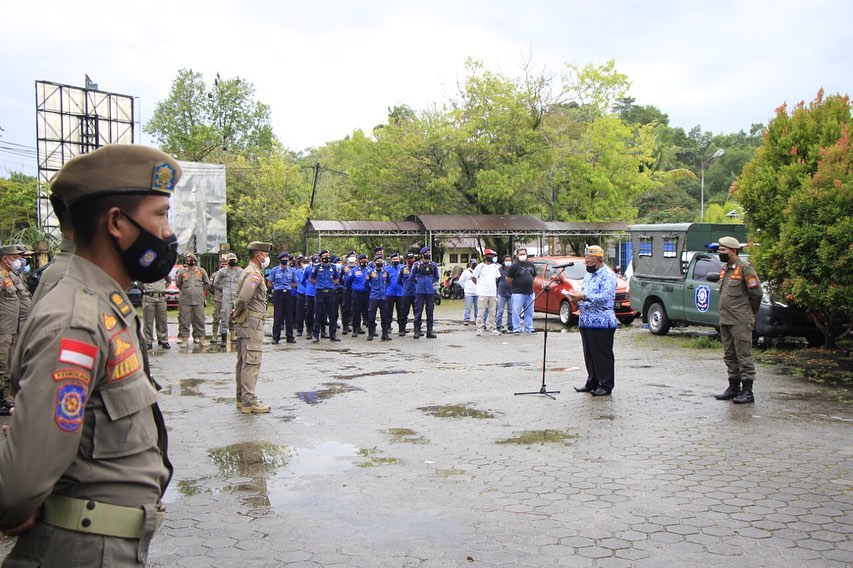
[
  {"xmin": 368, "ymin": 298, "xmax": 391, "ymax": 335},
  {"xmin": 413, "ymin": 293, "xmax": 435, "ymax": 331},
  {"xmin": 272, "ymin": 290, "xmax": 293, "ymax": 341},
  {"xmin": 341, "ymin": 288, "xmax": 352, "ymax": 330},
  {"xmin": 398, "ymin": 295, "xmax": 413, "ymax": 332},
  {"xmin": 351, "ymin": 291, "xmax": 369, "ymax": 331},
  {"xmin": 304, "ymin": 295, "xmax": 315, "ymax": 336},
  {"xmin": 579, "ymin": 327, "xmax": 616, "ymax": 392},
  {"xmin": 294, "ymin": 293, "xmax": 305, "ymax": 334},
  {"xmin": 313, "ymin": 289, "xmax": 338, "ymax": 338}
]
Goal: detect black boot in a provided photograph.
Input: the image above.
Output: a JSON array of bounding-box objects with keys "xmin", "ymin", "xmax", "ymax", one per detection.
[
  {"xmin": 715, "ymin": 379, "xmax": 741, "ymax": 400},
  {"xmin": 733, "ymin": 380, "xmax": 754, "ymax": 404},
  {"xmin": 413, "ymin": 328, "xmax": 422, "ymax": 339},
  {"xmin": 426, "ymin": 327, "xmax": 437, "ymax": 339},
  {"xmin": 367, "ymin": 330, "xmax": 375, "ymax": 341},
  {"xmin": 352, "ymin": 329, "xmax": 359, "ymax": 338},
  {"xmin": 381, "ymin": 331, "xmax": 392, "ymax": 341}
]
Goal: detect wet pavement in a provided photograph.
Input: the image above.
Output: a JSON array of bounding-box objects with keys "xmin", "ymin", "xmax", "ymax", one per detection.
[{"xmin": 2, "ymin": 302, "xmax": 852, "ymax": 567}]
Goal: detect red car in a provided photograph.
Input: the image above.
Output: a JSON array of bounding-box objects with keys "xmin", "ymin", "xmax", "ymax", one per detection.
[{"xmin": 531, "ymin": 256, "xmax": 637, "ymax": 326}]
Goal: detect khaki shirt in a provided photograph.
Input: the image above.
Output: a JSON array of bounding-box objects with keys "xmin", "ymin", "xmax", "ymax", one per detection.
[
  {"xmin": 233, "ymin": 262, "xmax": 267, "ymax": 323},
  {"xmin": 175, "ymin": 265, "xmax": 209, "ymax": 306},
  {"xmin": 0, "ymin": 267, "xmax": 21, "ymax": 335},
  {"xmin": 31, "ymin": 237, "xmax": 75, "ymax": 306},
  {"xmin": 9, "ymin": 270, "xmax": 31, "ymax": 330},
  {"xmin": 142, "ymin": 278, "xmax": 168, "ymax": 299},
  {"xmin": 209, "ymin": 268, "xmax": 225, "ymax": 302},
  {"xmin": 719, "ymin": 256, "xmax": 763, "ymax": 327},
  {"xmin": 0, "ymin": 256, "xmax": 172, "ymax": 526}
]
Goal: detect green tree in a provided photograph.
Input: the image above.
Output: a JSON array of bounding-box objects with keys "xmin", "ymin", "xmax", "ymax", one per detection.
[
  {"xmin": 145, "ymin": 69, "xmax": 274, "ymax": 162},
  {"xmin": 0, "ymin": 172, "xmax": 38, "ymax": 243},
  {"xmin": 734, "ymin": 90, "xmax": 852, "ymax": 346}
]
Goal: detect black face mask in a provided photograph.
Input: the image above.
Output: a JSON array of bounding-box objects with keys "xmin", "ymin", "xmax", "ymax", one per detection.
[
  {"xmin": 228, "ymin": 260, "xmax": 237, "ymax": 267},
  {"xmin": 186, "ymin": 260, "xmax": 195, "ymax": 266},
  {"xmin": 392, "ymin": 261, "xmax": 399, "ymax": 266},
  {"xmin": 375, "ymin": 263, "xmax": 384, "ymax": 269},
  {"xmin": 116, "ymin": 212, "xmax": 178, "ymax": 283},
  {"xmin": 719, "ymin": 253, "xmax": 730, "ymax": 264},
  {"xmin": 586, "ymin": 265, "xmax": 598, "ymax": 274},
  {"xmin": 422, "ymin": 255, "xmax": 431, "ymax": 261},
  {"xmin": 322, "ymin": 257, "xmax": 330, "ymax": 264},
  {"xmin": 359, "ymin": 262, "xmax": 368, "ymax": 268}
]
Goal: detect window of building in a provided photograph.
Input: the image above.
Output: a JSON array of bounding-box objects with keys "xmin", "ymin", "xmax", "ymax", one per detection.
[
  {"xmin": 449, "ymin": 253, "xmax": 458, "ymax": 263},
  {"xmin": 460, "ymin": 253, "xmax": 470, "ymax": 264}
]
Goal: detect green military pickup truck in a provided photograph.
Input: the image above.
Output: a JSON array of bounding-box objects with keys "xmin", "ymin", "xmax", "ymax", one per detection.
[{"xmin": 627, "ymin": 223, "xmax": 821, "ymax": 344}]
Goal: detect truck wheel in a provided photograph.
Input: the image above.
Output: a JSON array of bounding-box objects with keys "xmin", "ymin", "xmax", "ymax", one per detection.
[
  {"xmin": 647, "ymin": 303, "xmax": 671, "ymax": 335},
  {"xmin": 559, "ymin": 300, "xmax": 573, "ymax": 326},
  {"xmin": 618, "ymin": 316, "xmax": 635, "ymax": 326}
]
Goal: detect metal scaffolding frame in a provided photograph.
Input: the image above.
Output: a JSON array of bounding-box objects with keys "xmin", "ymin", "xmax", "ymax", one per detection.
[{"xmin": 35, "ymin": 80, "xmax": 135, "ymax": 238}]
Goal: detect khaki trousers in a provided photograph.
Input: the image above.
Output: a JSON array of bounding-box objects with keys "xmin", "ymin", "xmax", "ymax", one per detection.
[
  {"xmin": 477, "ymin": 296, "xmax": 497, "ymax": 331},
  {"xmin": 178, "ymin": 303, "xmax": 205, "ymax": 341},
  {"xmin": 211, "ymin": 299, "xmax": 222, "ymax": 336},
  {"xmin": 0, "ymin": 334, "xmax": 14, "ymax": 398},
  {"xmin": 721, "ymin": 323, "xmax": 755, "ymax": 382},
  {"xmin": 235, "ymin": 317, "xmax": 264, "ymax": 405},
  {"xmin": 142, "ymin": 299, "xmax": 168, "ymax": 344}
]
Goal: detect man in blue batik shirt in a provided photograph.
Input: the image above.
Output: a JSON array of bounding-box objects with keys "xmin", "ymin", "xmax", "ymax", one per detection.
[{"xmin": 565, "ymin": 245, "xmax": 617, "ymax": 397}]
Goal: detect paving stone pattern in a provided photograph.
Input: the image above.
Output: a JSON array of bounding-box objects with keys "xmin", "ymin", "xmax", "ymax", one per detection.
[{"xmin": 1, "ymin": 305, "xmax": 851, "ymax": 567}]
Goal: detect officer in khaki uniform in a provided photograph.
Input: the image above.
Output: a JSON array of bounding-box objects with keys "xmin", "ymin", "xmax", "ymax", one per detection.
[
  {"xmin": 0, "ymin": 144, "xmax": 177, "ymax": 567},
  {"xmin": 232, "ymin": 241, "xmax": 271, "ymax": 414},
  {"xmin": 175, "ymin": 252, "xmax": 209, "ymax": 347},
  {"xmin": 0, "ymin": 245, "xmax": 23, "ymax": 415},
  {"xmin": 142, "ymin": 277, "xmax": 171, "ymax": 350},
  {"xmin": 714, "ymin": 236, "xmax": 763, "ymax": 404},
  {"xmin": 209, "ymin": 255, "xmax": 228, "ymax": 338}
]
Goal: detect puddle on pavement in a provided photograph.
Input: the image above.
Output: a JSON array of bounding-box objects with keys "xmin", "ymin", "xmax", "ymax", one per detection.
[
  {"xmin": 166, "ymin": 378, "xmax": 205, "ymax": 397},
  {"xmin": 418, "ymin": 404, "xmax": 495, "ymax": 419},
  {"xmin": 550, "ymin": 366, "xmax": 579, "ymax": 372},
  {"xmin": 382, "ymin": 428, "xmax": 428, "ymax": 444},
  {"xmin": 496, "ymin": 429, "xmax": 577, "ymax": 445},
  {"xmin": 332, "ymin": 369, "xmax": 412, "ymax": 381},
  {"xmin": 167, "ymin": 440, "xmax": 363, "ymax": 510},
  {"xmin": 486, "ymin": 362, "xmax": 530, "ymax": 368},
  {"xmin": 296, "ymin": 382, "xmax": 365, "ymax": 404}
]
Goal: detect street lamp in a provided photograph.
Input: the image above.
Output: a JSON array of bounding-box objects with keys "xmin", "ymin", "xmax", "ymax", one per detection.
[{"xmin": 700, "ymin": 148, "xmax": 725, "ymax": 221}]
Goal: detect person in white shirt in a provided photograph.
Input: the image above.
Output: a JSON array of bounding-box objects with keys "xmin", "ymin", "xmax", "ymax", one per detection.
[
  {"xmin": 472, "ymin": 249, "xmax": 502, "ymax": 336},
  {"xmin": 458, "ymin": 258, "xmax": 479, "ymax": 325}
]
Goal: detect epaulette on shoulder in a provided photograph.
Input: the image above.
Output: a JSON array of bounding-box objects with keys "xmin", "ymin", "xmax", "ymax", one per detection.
[{"xmin": 69, "ymin": 287, "xmax": 99, "ymax": 333}]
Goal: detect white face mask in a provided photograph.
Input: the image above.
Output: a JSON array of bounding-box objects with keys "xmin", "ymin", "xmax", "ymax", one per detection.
[
  {"xmin": 10, "ymin": 259, "xmax": 22, "ymax": 272},
  {"xmin": 335, "ymin": 263, "xmax": 343, "ymax": 270},
  {"xmin": 518, "ymin": 255, "xmax": 527, "ymax": 261},
  {"xmin": 347, "ymin": 256, "xmax": 356, "ymax": 264},
  {"xmin": 260, "ymin": 256, "xmax": 270, "ymax": 269},
  {"xmin": 504, "ymin": 261, "xmax": 512, "ymax": 267}
]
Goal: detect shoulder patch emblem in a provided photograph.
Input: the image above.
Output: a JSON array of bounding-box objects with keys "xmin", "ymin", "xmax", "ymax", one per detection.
[
  {"xmin": 53, "ymin": 368, "xmax": 91, "ymax": 385},
  {"xmin": 103, "ymin": 313, "xmax": 118, "ymax": 331},
  {"xmin": 55, "ymin": 383, "xmax": 87, "ymax": 432},
  {"xmin": 58, "ymin": 338, "xmax": 97, "ymax": 370},
  {"xmin": 110, "ymin": 292, "xmax": 131, "ymax": 315},
  {"xmin": 746, "ymin": 275, "xmax": 760, "ymax": 289}
]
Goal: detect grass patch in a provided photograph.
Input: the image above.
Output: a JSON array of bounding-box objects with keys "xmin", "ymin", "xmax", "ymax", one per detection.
[
  {"xmin": 417, "ymin": 404, "xmax": 495, "ymax": 419},
  {"xmin": 356, "ymin": 447, "xmax": 401, "ymax": 467},
  {"xmin": 496, "ymin": 429, "xmax": 577, "ymax": 446},
  {"xmin": 686, "ymin": 335, "xmax": 722, "ymax": 349},
  {"xmin": 382, "ymin": 428, "xmax": 428, "ymax": 444}
]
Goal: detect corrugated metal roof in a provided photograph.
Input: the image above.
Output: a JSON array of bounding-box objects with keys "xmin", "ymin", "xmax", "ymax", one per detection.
[
  {"xmin": 307, "ymin": 220, "xmax": 423, "ymax": 232},
  {"xmin": 544, "ymin": 222, "xmax": 628, "ymax": 231},
  {"xmin": 411, "ymin": 215, "xmax": 549, "ymax": 231}
]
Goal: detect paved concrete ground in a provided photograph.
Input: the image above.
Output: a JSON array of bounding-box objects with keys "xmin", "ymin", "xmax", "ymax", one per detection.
[{"xmin": 2, "ymin": 302, "xmax": 851, "ymax": 567}]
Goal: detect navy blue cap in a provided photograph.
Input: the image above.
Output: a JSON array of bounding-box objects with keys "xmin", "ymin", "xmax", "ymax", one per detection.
[
  {"xmin": 420, "ymin": 246, "xmax": 430, "ymax": 254},
  {"xmin": 373, "ymin": 246, "xmax": 384, "ymax": 252},
  {"xmin": 357, "ymin": 254, "xmax": 368, "ymax": 261},
  {"xmin": 278, "ymin": 251, "xmax": 290, "ymax": 260}
]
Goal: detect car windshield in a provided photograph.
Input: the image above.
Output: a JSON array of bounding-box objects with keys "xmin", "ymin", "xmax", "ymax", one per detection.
[{"xmin": 545, "ymin": 262, "xmax": 586, "ymax": 280}]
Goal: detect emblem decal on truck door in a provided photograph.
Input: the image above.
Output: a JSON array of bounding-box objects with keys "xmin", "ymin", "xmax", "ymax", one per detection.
[{"xmin": 695, "ymin": 285, "xmax": 711, "ymax": 313}]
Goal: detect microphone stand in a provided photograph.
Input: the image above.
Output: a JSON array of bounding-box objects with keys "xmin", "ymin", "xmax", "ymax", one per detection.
[{"xmin": 515, "ymin": 266, "xmax": 570, "ymax": 400}]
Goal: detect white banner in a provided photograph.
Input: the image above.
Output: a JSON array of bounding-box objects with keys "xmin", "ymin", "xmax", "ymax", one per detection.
[{"xmin": 172, "ymin": 162, "xmax": 227, "ymax": 254}]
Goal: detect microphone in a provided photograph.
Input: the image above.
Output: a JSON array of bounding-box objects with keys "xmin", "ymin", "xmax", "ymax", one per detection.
[{"xmin": 551, "ymin": 262, "xmax": 575, "ymax": 269}]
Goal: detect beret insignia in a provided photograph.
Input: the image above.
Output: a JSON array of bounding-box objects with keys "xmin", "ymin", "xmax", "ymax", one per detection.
[{"xmin": 152, "ymin": 162, "xmax": 176, "ymax": 193}]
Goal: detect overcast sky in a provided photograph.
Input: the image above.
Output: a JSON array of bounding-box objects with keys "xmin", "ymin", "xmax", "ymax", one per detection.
[{"xmin": 1, "ymin": 0, "xmax": 850, "ymax": 176}]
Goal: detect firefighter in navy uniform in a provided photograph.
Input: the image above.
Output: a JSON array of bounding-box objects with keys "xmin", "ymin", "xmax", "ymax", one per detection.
[
  {"xmin": 0, "ymin": 144, "xmax": 177, "ymax": 567},
  {"xmin": 410, "ymin": 246, "xmax": 439, "ymax": 339},
  {"xmin": 310, "ymin": 250, "xmax": 340, "ymax": 343},
  {"xmin": 397, "ymin": 252, "xmax": 416, "ymax": 336},
  {"xmin": 714, "ymin": 236, "xmax": 763, "ymax": 404}
]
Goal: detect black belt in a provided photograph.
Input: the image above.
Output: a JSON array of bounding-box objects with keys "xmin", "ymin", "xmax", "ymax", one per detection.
[
  {"xmin": 144, "ymin": 292, "xmax": 164, "ymax": 297},
  {"xmin": 318, "ymin": 288, "xmax": 334, "ymax": 293}
]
